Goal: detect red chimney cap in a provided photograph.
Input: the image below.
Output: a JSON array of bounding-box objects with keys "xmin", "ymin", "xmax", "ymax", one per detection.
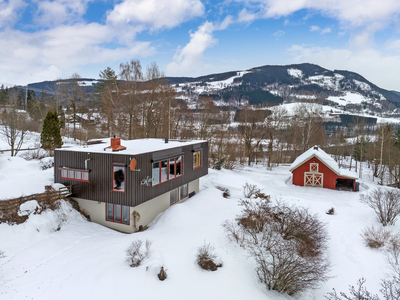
[{"xmin": 104, "ymin": 137, "xmax": 127, "ymax": 152}]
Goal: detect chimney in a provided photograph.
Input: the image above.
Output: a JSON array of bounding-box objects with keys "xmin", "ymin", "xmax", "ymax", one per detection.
[
  {"xmin": 313, "ymin": 146, "xmax": 318, "ymax": 150},
  {"xmin": 165, "ymin": 137, "xmax": 169, "ymax": 143},
  {"xmin": 104, "ymin": 136, "xmax": 127, "ymax": 152}
]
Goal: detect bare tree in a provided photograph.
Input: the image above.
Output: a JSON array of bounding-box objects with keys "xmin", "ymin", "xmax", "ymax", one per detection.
[
  {"xmin": 0, "ymin": 87, "xmax": 27, "ymax": 156},
  {"xmin": 360, "ymin": 188, "xmax": 400, "ymax": 226}
]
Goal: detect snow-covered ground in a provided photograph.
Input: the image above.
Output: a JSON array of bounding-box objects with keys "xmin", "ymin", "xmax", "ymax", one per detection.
[{"xmin": 1, "ymin": 146, "xmax": 399, "ymax": 299}]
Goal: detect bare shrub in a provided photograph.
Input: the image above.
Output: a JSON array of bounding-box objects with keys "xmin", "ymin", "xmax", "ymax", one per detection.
[
  {"xmin": 326, "ymin": 207, "xmax": 335, "ymax": 215},
  {"xmin": 325, "ymin": 278, "xmax": 380, "ymax": 300},
  {"xmin": 126, "ymin": 239, "xmax": 152, "ymax": 267},
  {"xmin": 20, "ymin": 147, "xmax": 48, "ymax": 161},
  {"xmin": 361, "ymin": 226, "xmax": 392, "ymax": 249},
  {"xmin": 157, "ymin": 266, "xmax": 167, "ymax": 281},
  {"xmin": 196, "ymin": 242, "xmax": 222, "ymax": 271},
  {"xmin": 243, "ymin": 182, "xmax": 261, "ymax": 198},
  {"xmin": 0, "ymin": 250, "xmax": 5, "ymax": 259},
  {"xmin": 216, "ymin": 186, "xmax": 230, "ymax": 198},
  {"xmin": 225, "ymin": 198, "xmax": 330, "ymax": 296},
  {"xmin": 360, "ymin": 189, "xmax": 400, "ymax": 226}
]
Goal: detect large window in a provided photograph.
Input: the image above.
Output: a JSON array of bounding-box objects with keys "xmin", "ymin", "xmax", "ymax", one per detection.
[
  {"xmin": 152, "ymin": 155, "xmax": 183, "ymax": 186},
  {"xmin": 113, "ymin": 165, "xmax": 125, "ymax": 192},
  {"xmin": 170, "ymin": 184, "xmax": 189, "ymax": 205},
  {"xmin": 106, "ymin": 203, "xmax": 130, "ymax": 225},
  {"xmin": 59, "ymin": 167, "xmax": 89, "ymax": 182},
  {"xmin": 193, "ymin": 150, "xmax": 202, "ymax": 169}
]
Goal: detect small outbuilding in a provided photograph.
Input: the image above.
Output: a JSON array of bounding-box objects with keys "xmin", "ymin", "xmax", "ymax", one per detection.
[{"xmin": 289, "ymin": 146, "xmax": 357, "ymax": 191}]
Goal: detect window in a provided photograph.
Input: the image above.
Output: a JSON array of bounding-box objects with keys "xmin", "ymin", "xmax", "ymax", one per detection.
[
  {"xmin": 106, "ymin": 203, "xmax": 130, "ymax": 225},
  {"xmin": 170, "ymin": 184, "xmax": 189, "ymax": 206},
  {"xmin": 170, "ymin": 188, "xmax": 179, "ymax": 205},
  {"xmin": 193, "ymin": 150, "xmax": 202, "ymax": 169},
  {"xmin": 180, "ymin": 184, "xmax": 188, "ymax": 200},
  {"xmin": 113, "ymin": 165, "xmax": 125, "ymax": 192},
  {"xmin": 59, "ymin": 167, "xmax": 89, "ymax": 182},
  {"xmin": 152, "ymin": 155, "xmax": 183, "ymax": 186},
  {"xmin": 152, "ymin": 162, "xmax": 160, "ymax": 185}
]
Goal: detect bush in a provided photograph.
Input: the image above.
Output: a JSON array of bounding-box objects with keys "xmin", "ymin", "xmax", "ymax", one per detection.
[
  {"xmin": 325, "ymin": 278, "xmax": 380, "ymax": 300},
  {"xmin": 196, "ymin": 242, "xmax": 222, "ymax": 271},
  {"xmin": 21, "ymin": 147, "xmax": 48, "ymax": 161},
  {"xmin": 126, "ymin": 239, "xmax": 152, "ymax": 267},
  {"xmin": 361, "ymin": 226, "xmax": 392, "ymax": 249},
  {"xmin": 360, "ymin": 189, "xmax": 400, "ymax": 226},
  {"xmin": 243, "ymin": 182, "xmax": 261, "ymax": 198},
  {"xmin": 224, "ymin": 198, "xmax": 330, "ymax": 296},
  {"xmin": 0, "ymin": 250, "xmax": 4, "ymax": 259}
]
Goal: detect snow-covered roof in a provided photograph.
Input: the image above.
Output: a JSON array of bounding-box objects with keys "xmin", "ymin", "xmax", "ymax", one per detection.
[
  {"xmin": 289, "ymin": 146, "xmax": 357, "ymax": 179},
  {"xmin": 56, "ymin": 138, "xmax": 206, "ymax": 155}
]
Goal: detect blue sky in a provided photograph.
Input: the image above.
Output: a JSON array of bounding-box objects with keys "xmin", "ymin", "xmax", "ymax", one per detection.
[{"xmin": 2, "ymin": 0, "xmax": 400, "ymax": 91}]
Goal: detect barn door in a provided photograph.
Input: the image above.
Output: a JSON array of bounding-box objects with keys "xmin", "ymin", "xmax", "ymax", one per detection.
[{"xmin": 304, "ymin": 172, "xmax": 323, "ymax": 187}]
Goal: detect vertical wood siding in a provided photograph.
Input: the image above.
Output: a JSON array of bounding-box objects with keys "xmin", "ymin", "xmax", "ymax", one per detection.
[{"xmin": 54, "ymin": 141, "xmax": 208, "ymax": 206}]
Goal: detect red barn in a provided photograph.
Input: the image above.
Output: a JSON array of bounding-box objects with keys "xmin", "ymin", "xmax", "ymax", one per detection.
[{"xmin": 290, "ymin": 146, "xmax": 357, "ymax": 191}]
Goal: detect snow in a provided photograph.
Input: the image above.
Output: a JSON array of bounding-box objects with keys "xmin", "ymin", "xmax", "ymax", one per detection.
[
  {"xmin": 328, "ymin": 91, "xmax": 368, "ymax": 105},
  {"xmin": 18, "ymin": 200, "xmax": 40, "ymax": 216},
  {"xmin": 1, "ymin": 129, "xmax": 399, "ymax": 299},
  {"xmin": 287, "ymin": 68, "xmax": 303, "ymax": 79},
  {"xmin": 59, "ymin": 137, "xmax": 206, "ymax": 155},
  {"xmin": 1, "ymin": 148, "xmax": 398, "ymax": 300}
]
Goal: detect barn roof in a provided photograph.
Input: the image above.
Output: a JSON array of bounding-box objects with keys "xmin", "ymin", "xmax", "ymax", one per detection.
[{"xmin": 289, "ymin": 146, "xmax": 357, "ymax": 179}]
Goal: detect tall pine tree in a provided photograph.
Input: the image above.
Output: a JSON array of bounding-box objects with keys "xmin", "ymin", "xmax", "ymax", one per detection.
[{"xmin": 41, "ymin": 110, "xmax": 62, "ymax": 150}]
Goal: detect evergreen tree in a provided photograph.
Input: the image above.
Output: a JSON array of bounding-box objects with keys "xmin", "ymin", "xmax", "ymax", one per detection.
[{"xmin": 40, "ymin": 110, "xmax": 62, "ymax": 150}]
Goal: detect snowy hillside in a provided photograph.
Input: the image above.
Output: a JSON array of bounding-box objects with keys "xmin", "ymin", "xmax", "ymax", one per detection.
[{"xmin": 1, "ymin": 148, "xmax": 399, "ymax": 299}]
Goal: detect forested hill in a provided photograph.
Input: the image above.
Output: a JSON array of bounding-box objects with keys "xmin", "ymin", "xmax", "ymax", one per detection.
[{"xmin": 23, "ymin": 63, "xmax": 400, "ymax": 110}]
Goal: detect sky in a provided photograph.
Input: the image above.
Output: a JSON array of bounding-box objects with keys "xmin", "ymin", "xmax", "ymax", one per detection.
[{"xmin": 2, "ymin": 0, "xmax": 400, "ymax": 91}]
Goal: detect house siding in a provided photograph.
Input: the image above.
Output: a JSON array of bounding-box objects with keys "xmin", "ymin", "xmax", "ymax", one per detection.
[{"xmin": 54, "ymin": 141, "xmax": 208, "ymax": 207}]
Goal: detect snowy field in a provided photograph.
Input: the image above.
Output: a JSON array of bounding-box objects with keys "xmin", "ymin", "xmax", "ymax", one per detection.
[{"xmin": 1, "ymin": 147, "xmax": 399, "ymax": 299}]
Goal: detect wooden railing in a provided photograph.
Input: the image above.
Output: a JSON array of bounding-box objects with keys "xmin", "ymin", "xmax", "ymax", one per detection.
[{"xmin": 0, "ymin": 186, "xmax": 72, "ymax": 224}]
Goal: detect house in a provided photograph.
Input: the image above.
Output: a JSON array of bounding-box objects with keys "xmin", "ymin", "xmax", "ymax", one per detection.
[
  {"xmin": 54, "ymin": 137, "xmax": 208, "ymax": 233},
  {"xmin": 289, "ymin": 146, "xmax": 357, "ymax": 191}
]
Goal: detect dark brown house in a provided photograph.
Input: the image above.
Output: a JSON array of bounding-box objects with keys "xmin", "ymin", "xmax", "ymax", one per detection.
[{"xmin": 54, "ymin": 137, "xmax": 208, "ymax": 233}]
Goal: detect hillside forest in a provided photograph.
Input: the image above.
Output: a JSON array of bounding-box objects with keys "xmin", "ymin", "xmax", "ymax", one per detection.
[{"xmin": 0, "ymin": 60, "xmax": 399, "ymax": 188}]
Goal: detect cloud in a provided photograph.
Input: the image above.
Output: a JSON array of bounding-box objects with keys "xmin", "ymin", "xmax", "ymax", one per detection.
[
  {"xmin": 287, "ymin": 44, "xmax": 400, "ymax": 91},
  {"xmin": 34, "ymin": 0, "xmax": 93, "ymax": 26},
  {"xmin": 106, "ymin": 0, "xmax": 205, "ymax": 31},
  {"xmin": 273, "ymin": 30, "xmax": 285, "ymax": 37},
  {"xmin": 0, "ymin": 24, "xmax": 155, "ymax": 85},
  {"xmin": 310, "ymin": 25, "xmax": 320, "ymax": 32},
  {"xmin": 166, "ymin": 21, "xmax": 217, "ymax": 76},
  {"xmin": 0, "ymin": 0, "xmax": 26, "ymax": 28},
  {"xmin": 320, "ymin": 27, "xmax": 331, "ymax": 34}
]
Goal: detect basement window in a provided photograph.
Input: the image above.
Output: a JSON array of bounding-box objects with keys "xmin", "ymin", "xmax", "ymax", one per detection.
[{"xmin": 106, "ymin": 203, "xmax": 130, "ymax": 225}]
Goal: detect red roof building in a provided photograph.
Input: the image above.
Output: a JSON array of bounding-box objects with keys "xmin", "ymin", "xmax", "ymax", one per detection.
[{"xmin": 289, "ymin": 146, "xmax": 358, "ymax": 191}]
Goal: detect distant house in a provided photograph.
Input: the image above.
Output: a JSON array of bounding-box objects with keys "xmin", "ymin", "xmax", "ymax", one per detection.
[
  {"xmin": 54, "ymin": 137, "xmax": 208, "ymax": 233},
  {"xmin": 289, "ymin": 146, "xmax": 357, "ymax": 191}
]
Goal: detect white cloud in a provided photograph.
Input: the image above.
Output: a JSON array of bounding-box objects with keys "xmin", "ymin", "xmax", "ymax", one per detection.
[
  {"xmin": 320, "ymin": 27, "xmax": 331, "ymax": 34},
  {"xmin": 273, "ymin": 30, "xmax": 285, "ymax": 37},
  {"xmin": 310, "ymin": 25, "xmax": 320, "ymax": 32},
  {"xmin": 166, "ymin": 22, "xmax": 217, "ymax": 76},
  {"xmin": 0, "ymin": 0, "xmax": 26, "ymax": 28},
  {"xmin": 287, "ymin": 44, "xmax": 400, "ymax": 91},
  {"xmin": 0, "ymin": 24, "xmax": 155, "ymax": 85},
  {"xmin": 34, "ymin": 0, "xmax": 93, "ymax": 26},
  {"xmin": 106, "ymin": 0, "xmax": 205, "ymax": 31},
  {"xmin": 238, "ymin": 8, "xmax": 258, "ymax": 23}
]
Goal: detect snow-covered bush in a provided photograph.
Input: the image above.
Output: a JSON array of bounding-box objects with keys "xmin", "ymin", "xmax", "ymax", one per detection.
[
  {"xmin": 20, "ymin": 145, "xmax": 48, "ymax": 161},
  {"xmin": 361, "ymin": 226, "xmax": 392, "ymax": 249},
  {"xmin": 224, "ymin": 198, "xmax": 330, "ymax": 296},
  {"xmin": 360, "ymin": 189, "xmax": 400, "ymax": 226},
  {"xmin": 196, "ymin": 242, "xmax": 222, "ymax": 271},
  {"xmin": 126, "ymin": 239, "xmax": 152, "ymax": 268}
]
